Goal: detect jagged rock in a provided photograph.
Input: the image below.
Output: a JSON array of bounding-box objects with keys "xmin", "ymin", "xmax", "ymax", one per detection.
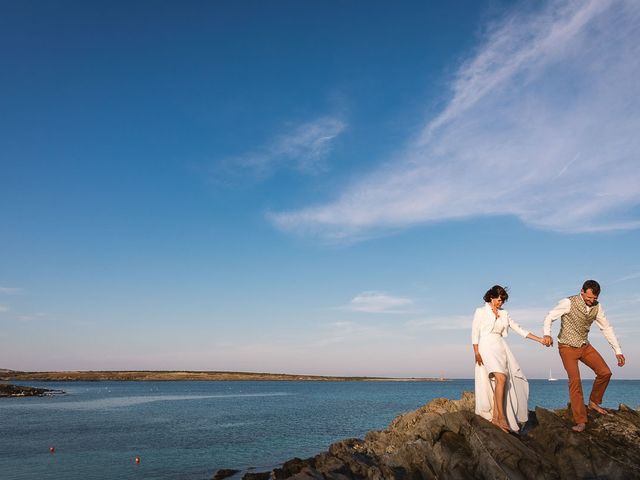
[
  {"xmin": 273, "ymin": 458, "xmax": 314, "ymax": 479},
  {"xmin": 243, "ymin": 472, "xmax": 271, "ymax": 480},
  {"xmin": 212, "ymin": 468, "xmax": 240, "ymax": 480},
  {"xmin": 216, "ymin": 392, "xmax": 640, "ymax": 480}
]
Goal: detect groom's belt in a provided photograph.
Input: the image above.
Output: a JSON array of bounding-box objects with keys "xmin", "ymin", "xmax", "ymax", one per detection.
[{"xmin": 558, "ymin": 341, "xmax": 589, "ymax": 348}]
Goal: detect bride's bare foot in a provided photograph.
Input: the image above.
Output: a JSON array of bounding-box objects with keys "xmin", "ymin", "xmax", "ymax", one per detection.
[
  {"xmin": 492, "ymin": 418, "xmax": 510, "ymax": 433},
  {"xmin": 572, "ymin": 423, "xmax": 586, "ymax": 432},
  {"xmin": 588, "ymin": 401, "xmax": 609, "ymax": 415}
]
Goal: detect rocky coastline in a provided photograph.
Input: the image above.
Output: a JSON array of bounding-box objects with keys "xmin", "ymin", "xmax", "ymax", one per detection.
[
  {"xmin": 213, "ymin": 392, "xmax": 640, "ymax": 480},
  {"xmin": 0, "ymin": 383, "xmax": 64, "ymax": 397}
]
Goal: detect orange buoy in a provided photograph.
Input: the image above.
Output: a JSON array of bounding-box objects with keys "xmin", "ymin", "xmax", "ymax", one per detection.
[
  {"xmin": 135, "ymin": 456, "xmax": 140, "ymax": 464},
  {"xmin": 49, "ymin": 447, "xmax": 55, "ymax": 453}
]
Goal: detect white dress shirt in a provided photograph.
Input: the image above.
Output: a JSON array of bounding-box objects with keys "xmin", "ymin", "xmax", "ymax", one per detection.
[{"xmin": 543, "ymin": 296, "xmax": 623, "ymax": 355}]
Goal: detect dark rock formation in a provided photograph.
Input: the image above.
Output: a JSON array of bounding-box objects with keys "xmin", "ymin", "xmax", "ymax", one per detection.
[
  {"xmin": 0, "ymin": 383, "xmax": 64, "ymax": 397},
  {"xmin": 212, "ymin": 469, "xmax": 240, "ymax": 480},
  {"xmin": 243, "ymin": 473, "xmax": 271, "ymax": 480},
  {"xmin": 213, "ymin": 392, "xmax": 640, "ymax": 480}
]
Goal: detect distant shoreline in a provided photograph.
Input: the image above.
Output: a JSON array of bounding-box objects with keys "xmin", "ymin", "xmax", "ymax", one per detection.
[{"xmin": 0, "ymin": 370, "xmax": 448, "ymax": 382}]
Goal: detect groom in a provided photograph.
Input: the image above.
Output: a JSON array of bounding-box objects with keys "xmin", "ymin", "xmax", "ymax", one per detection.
[{"xmin": 542, "ymin": 280, "xmax": 625, "ymax": 432}]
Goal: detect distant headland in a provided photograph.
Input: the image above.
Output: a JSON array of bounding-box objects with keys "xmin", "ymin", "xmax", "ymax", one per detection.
[{"xmin": 0, "ymin": 369, "xmax": 447, "ymax": 382}]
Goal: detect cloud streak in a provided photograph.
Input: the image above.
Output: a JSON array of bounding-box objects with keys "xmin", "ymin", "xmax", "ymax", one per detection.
[
  {"xmin": 0, "ymin": 287, "xmax": 22, "ymax": 295},
  {"xmin": 611, "ymin": 272, "xmax": 640, "ymax": 284},
  {"xmin": 405, "ymin": 315, "xmax": 470, "ymax": 331},
  {"xmin": 343, "ymin": 291, "xmax": 414, "ymax": 314},
  {"xmin": 221, "ymin": 115, "xmax": 347, "ymax": 180},
  {"xmin": 271, "ymin": 0, "xmax": 640, "ymax": 240}
]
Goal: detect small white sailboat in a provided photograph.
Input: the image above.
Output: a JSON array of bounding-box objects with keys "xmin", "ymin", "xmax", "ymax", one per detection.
[{"xmin": 548, "ymin": 369, "xmax": 558, "ymax": 382}]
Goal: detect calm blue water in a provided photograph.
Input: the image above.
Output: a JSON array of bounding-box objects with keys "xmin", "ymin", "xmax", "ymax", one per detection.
[{"xmin": 1, "ymin": 380, "xmax": 638, "ymax": 480}]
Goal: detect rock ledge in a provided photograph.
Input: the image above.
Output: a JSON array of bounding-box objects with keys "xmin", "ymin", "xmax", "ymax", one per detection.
[{"xmin": 213, "ymin": 392, "xmax": 640, "ymax": 479}]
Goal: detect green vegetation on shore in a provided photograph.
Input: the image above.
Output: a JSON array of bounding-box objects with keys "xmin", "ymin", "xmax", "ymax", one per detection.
[{"xmin": 0, "ymin": 370, "xmax": 446, "ymax": 382}]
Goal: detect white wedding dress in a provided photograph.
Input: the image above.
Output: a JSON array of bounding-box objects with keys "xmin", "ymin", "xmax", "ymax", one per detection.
[{"xmin": 473, "ymin": 304, "xmax": 530, "ymax": 431}]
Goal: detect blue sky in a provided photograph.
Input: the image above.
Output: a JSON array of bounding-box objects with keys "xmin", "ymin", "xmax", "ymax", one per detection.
[{"xmin": 1, "ymin": 0, "xmax": 639, "ymax": 378}]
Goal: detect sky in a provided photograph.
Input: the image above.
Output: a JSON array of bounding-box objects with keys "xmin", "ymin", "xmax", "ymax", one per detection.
[{"xmin": 1, "ymin": 0, "xmax": 639, "ymax": 379}]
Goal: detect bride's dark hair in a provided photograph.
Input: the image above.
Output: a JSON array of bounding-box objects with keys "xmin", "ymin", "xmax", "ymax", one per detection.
[{"xmin": 483, "ymin": 285, "xmax": 509, "ymax": 303}]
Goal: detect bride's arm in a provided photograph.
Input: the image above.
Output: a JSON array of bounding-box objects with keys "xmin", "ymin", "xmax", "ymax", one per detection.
[
  {"xmin": 473, "ymin": 343, "xmax": 483, "ymax": 365},
  {"xmin": 525, "ymin": 332, "xmax": 545, "ymax": 344},
  {"xmin": 507, "ymin": 311, "xmax": 543, "ymax": 343},
  {"xmin": 472, "ymin": 309, "xmax": 483, "ymax": 365}
]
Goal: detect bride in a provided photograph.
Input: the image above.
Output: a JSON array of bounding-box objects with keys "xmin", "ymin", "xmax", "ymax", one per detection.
[{"xmin": 472, "ymin": 285, "xmax": 545, "ymax": 432}]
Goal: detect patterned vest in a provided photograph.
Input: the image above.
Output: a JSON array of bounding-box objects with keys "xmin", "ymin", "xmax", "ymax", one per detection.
[{"xmin": 558, "ymin": 295, "xmax": 599, "ymax": 347}]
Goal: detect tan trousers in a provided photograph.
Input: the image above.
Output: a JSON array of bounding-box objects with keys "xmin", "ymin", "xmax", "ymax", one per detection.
[{"xmin": 559, "ymin": 343, "xmax": 612, "ymax": 424}]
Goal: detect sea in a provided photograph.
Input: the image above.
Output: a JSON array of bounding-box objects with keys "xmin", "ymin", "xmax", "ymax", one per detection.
[{"xmin": 1, "ymin": 379, "xmax": 638, "ymax": 480}]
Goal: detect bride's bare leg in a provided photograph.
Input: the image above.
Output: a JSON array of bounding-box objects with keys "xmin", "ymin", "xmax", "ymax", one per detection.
[{"xmin": 491, "ymin": 372, "xmax": 509, "ymax": 432}]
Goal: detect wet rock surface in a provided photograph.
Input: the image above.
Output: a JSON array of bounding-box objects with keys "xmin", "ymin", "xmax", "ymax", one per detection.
[{"xmin": 213, "ymin": 392, "xmax": 640, "ymax": 480}]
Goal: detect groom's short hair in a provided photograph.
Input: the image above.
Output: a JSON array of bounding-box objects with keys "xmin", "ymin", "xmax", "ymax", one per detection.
[{"xmin": 582, "ymin": 279, "xmax": 601, "ymax": 295}]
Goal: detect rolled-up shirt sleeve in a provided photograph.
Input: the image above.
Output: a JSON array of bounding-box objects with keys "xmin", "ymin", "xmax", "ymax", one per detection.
[
  {"xmin": 543, "ymin": 298, "xmax": 571, "ymax": 336},
  {"xmin": 471, "ymin": 309, "xmax": 481, "ymax": 344},
  {"xmin": 595, "ymin": 305, "xmax": 623, "ymax": 355},
  {"xmin": 507, "ymin": 312, "xmax": 530, "ymax": 338}
]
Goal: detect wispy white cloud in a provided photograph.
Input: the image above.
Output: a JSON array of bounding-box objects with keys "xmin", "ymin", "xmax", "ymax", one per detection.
[
  {"xmin": 0, "ymin": 287, "xmax": 23, "ymax": 295},
  {"xmin": 1, "ymin": 311, "xmax": 47, "ymax": 322},
  {"xmin": 611, "ymin": 272, "xmax": 640, "ymax": 284},
  {"xmin": 314, "ymin": 321, "xmax": 385, "ymax": 345},
  {"xmin": 343, "ymin": 291, "xmax": 414, "ymax": 314},
  {"xmin": 271, "ymin": 0, "xmax": 640, "ymax": 240},
  {"xmin": 405, "ymin": 315, "xmax": 470, "ymax": 331},
  {"xmin": 404, "ymin": 307, "xmax": 548, "ymax": 333},
  {"xmin": 506, "ymin": 307, "xmax": 549, "ymax": 332},
  {"xmin": 220, "ymin": 115, "xmax": 347, "ymax": 180}
]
